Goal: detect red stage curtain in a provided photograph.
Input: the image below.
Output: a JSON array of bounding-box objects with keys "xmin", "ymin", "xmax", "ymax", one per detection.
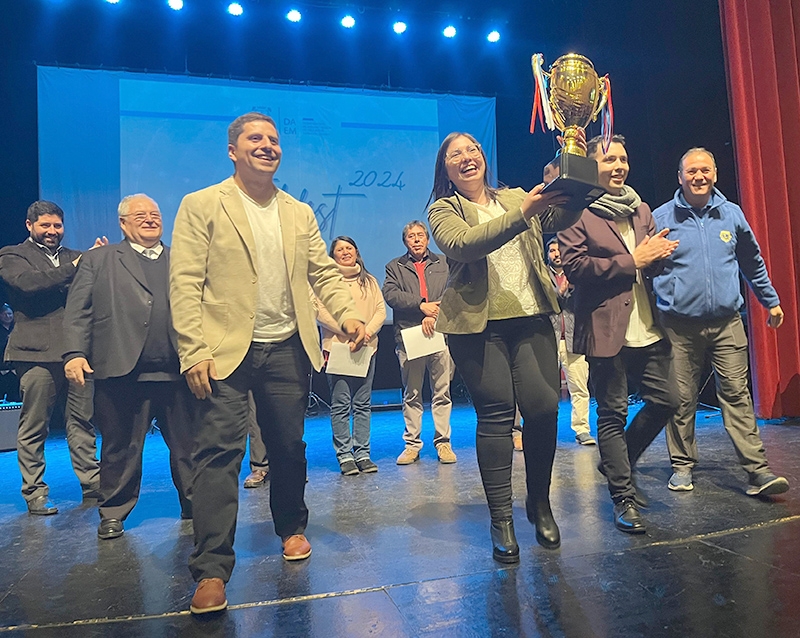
[{"xmin": 719, "ymin": 0, "xmax": 800, "ymax": 417}]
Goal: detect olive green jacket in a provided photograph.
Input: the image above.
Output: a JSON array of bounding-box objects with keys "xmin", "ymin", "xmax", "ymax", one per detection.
[{"xmin": 427, "ymin": 187, "xmax": 582, "ymax": 334}]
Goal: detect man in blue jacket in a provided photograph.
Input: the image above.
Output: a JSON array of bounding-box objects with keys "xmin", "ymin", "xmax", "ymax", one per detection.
[{"xmin": 652, "ymin": 148, "xmax": 788, "ymax": 497}]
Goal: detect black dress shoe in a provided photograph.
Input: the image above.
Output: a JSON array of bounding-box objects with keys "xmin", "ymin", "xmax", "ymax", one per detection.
[
  {"xmin": 598, "ymin": 463, "xmax": 649, "ymax": 509},
  {"xmin": 490, "ymin": 519, "xmax": 520, "ymax": 564},
  {"xmin": 98, "ymin": 518, "xmax": 124, "ymax": 540},
  {"xmin": 613, "ymin": 498, "xmax": 646, "ymax": 534},
  {"xmin": 27, "ymin": 495, "xmax": 58, "ymax": 516},
  {"xmin": 525, "ymin": 497, "xmax": 561, "ymax": 549}
]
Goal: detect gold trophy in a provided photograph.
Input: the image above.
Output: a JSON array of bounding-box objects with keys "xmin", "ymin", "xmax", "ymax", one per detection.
[{"xmin": 531, "ymin": 53, "xmax": 611, "ymax": 210}]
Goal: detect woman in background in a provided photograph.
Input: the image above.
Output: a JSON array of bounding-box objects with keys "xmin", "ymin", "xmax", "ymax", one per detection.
[{"xmin": 317, "ymin": 236, "xmax": 386, "ymax": 476}]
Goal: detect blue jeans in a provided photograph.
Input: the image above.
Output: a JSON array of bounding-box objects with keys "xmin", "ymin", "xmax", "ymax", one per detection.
[{"xmin": 327, "ymin": 355, "xmax": 376, "ymax": 463}]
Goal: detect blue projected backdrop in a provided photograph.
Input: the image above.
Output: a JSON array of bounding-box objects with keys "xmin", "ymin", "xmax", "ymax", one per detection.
[{"xmin": 37, "ymin": 67, "xmax": 497, "ymax": 298}]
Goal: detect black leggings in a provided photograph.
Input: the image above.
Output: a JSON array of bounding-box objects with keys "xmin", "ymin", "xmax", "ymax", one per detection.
[{"xmin": 449, "ymin": 316, "xmax": 560, "ymax": 522}]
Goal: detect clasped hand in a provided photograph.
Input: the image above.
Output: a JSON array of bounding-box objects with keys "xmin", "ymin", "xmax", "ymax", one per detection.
[{"xmin": 632, "ymin": 229, "xmax": 679, "ymax": 269}]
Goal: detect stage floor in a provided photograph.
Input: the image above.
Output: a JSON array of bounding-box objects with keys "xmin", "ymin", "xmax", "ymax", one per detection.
[{"xmin": 0, "ymin": 401, "xmax": 799, "ymax": 637}]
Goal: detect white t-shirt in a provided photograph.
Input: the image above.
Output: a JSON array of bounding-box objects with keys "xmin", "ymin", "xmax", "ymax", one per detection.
[
  {"xmin": 238, "ymin": 188, "xmax": 298, "ymax": 342},
  {"xmin": 614, "ymin": 217, "xmax": 663, "ymax": 348}
]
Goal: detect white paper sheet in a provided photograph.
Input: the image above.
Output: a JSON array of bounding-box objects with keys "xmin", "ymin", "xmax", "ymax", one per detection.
[
  {"xmin": 400, "ymin": 325, "xmax": 447, "ymax": 360},
  {"xmin": 326, "ymin": 342, "xmax": 375, "ymax": 377}
]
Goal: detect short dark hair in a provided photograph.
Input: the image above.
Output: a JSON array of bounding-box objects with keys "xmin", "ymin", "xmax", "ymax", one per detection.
[
  {"xmin": 587, "ymin": 134, "xmax": 626, "ymax": 159},
  {"xmin": 402, "ymin": 220, "xmax": 429, "ymax": 245},
  {"xmin": 26, "ymin": 200, "xmax": 64, "ymax": 224},
  {"xmin": 546, "ymin": 236, "xmax": 559, "ymax": 249},
  {"xmin": 228, "ymin": 112, "xmax": 278, "ymax": 146}
]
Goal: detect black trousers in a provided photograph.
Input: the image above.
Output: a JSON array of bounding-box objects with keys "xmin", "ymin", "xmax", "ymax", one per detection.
[
  {"xmin": 449, "ymin": 316, "xmax": 560, "ymax": 522},
  {"xmin": 588, "ymin": 339, "xmax": 679, "ymax": 503},
  {"xmin": 189, "ymin": 335, "xmax": 311, "ymax": 583},
  {"xmin": 94, "ymin": 377, "xmax": 194, "ymax": 521}
]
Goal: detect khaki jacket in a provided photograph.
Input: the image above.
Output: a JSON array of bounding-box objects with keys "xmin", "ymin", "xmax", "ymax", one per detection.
[
  {"xmin": 428, "ymin": 188, "xmax": 582, "ymax": 334},
  {"xmin": 169, "ymin": 177, "xmax": 361, "ymax": 378}
]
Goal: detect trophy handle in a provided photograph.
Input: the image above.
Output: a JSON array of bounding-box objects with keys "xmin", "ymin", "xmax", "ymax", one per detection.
[{"xmin": 591, "ymin": 76, "xmax": 609, "ymax": 122}]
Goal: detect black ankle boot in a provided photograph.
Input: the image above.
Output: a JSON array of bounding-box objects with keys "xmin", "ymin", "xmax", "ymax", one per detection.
[
  {"xmin": 490, "ymin": 519, "xmax": 520, "ymax": 564},
  {"xmin": 526, "ymin": 497, "xmax": 561, "ymax": 549}
]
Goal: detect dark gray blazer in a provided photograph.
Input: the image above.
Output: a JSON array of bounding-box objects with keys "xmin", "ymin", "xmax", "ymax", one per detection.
[
  {"xmin": 0, "ymin": 239, "xmax": 81, "ymax": 364},
  {"xmin": 63, "ymin": 240, "xmax": 178, "ymax": 380},
  {"xmin": 382, "ymin": 251, "xmax": 449, "ymax": 348}
]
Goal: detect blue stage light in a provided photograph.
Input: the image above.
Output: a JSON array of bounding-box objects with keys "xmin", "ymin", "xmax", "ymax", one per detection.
[
  {"xmin": 443, "ymin": 25, "xmax": 456, "ymax": 38},
  {"xmin": 168, "ymin": 0, "xmax": 184, "ymax": 10},
  {"xmin": 341, "ymin": 15, "xmax": 355, "ymax": 28},
  {"xmin": 393, "ymin": 21, "xmax": 407, "ymax": 34},
  {"xmin": 104, "ymin": 0, "xmax": 120, "ymax": 4},
  {"xmin": 487, "ymin": 30, "xmax": 500, "ymax": 43},
  {"xmin": 286, "ymin": 9, "xmax": 301, "ymax": 22},
  {"xmin": 227, "ymin": 2, "xmax": 243, "ymax": 16}
]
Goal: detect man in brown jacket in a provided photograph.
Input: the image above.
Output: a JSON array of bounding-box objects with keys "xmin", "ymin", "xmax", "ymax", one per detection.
[{"xmin": 558, "ymin": 135, "xmax": 679, "ymax": 535}]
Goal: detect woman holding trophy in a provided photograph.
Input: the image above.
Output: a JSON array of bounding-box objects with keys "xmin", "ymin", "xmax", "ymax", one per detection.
[{"xmin": 426, "ymin": 130, "xmax": 584, "ymax": 563}]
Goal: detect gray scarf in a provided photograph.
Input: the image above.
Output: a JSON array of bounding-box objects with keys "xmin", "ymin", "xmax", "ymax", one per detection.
[{"xmin": 588, "ymin": 185, "xmax": 642, "ymax": 220}]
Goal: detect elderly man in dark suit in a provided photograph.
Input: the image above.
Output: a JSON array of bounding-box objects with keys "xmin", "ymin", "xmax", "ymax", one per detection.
[
  {"xmin": 0, "ymin": 201, "xmax": 101, "ymax": 515},
  {"xmin": 63, "ymin": 194, "xmax": 194, "ymax": 540},
  {"xmin": 558, "ymin": 135, "xmax": 679, "ymax": 535}
]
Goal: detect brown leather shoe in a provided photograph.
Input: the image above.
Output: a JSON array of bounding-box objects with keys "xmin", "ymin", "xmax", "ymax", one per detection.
[
  {"xmin": 243, "ymin": 469, "xmax": 268, "ymax": 488},
  {"xmin": 190, "ymin": 578, "xmax": 228, "ymax": 614},
  {"xmin": 282, "ymin": 534, "xmax": 312, "ymax": 561}
]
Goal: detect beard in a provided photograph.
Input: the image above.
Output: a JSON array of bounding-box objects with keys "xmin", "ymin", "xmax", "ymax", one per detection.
[{"xmin": 30, "ymin": 230, "xmax": 62, "ymax": 249}]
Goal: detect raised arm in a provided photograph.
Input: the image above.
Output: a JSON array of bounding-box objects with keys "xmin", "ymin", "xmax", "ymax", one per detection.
[
  {"xmin": 0, "ymin": 251, "xmax": 77, "ymax": 296},
  {"xmin": 428, "ymin": 197, "xmax": 529, "ymax": 264}
]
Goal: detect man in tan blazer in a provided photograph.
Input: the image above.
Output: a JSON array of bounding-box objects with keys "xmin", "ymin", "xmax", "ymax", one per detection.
[{"xmin": 170, "ymin": 112, "xmax": 365, "ymax": 615}]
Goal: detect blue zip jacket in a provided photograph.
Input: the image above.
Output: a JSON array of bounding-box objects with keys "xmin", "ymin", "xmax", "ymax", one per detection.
[{"xmin": 652, "ymin": 188, "xmax": 779, "ymax": 320}]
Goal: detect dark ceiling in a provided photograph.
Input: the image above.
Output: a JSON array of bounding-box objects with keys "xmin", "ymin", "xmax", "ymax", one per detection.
[{"xmin": 1, "ymin": 0, "xmax": 733, "ymax": 247}]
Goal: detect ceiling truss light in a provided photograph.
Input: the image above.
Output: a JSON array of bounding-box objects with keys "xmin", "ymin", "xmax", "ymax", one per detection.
[
  {"xmin": 167, "ymin": 0, "xmax": 183, "ymax": 10},
  {"xmin": 443, "ymin": 25, "xmax": 456, "ymax": 38},
  {"xmin": 227, "ymin": 2, "xmax": 243, "ymax": 16},
  {"xmin": 104, "ymin": 0, "xmax": 121, "ymax": 4},
  {"xmin": 393, "ymin": 21, "xmax": 407, "ymax": 34},
  {"xmin": 341, "ymin": 15, "xmax": 355, "ymax": 28},
  {"xmin": 487, "ymin": 30, "xmax": 500, "ymax": 43},
  {"xmin": 286, "ymin": 9, "xmax": 301, "ymax": 22}
]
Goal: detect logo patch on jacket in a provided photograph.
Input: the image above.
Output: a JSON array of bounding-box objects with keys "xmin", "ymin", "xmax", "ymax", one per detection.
[{"xmin": 719, "ymin": 230, "xmax": 732, "ymax": 243}]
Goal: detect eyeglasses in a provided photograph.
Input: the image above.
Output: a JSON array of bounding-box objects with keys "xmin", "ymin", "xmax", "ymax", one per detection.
[
  {"xmin": 123, "ymin": 211, "xmax": 162, "ymax": 224},
  {"xmin": 446, "ymin": 143, "xmax": 481, "ymax": 163}
]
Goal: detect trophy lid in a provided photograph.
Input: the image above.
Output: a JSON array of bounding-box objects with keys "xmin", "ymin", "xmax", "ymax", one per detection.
[{"xmin": 551, "ymin": 53, "xmax": 596, "ymax": 72}]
